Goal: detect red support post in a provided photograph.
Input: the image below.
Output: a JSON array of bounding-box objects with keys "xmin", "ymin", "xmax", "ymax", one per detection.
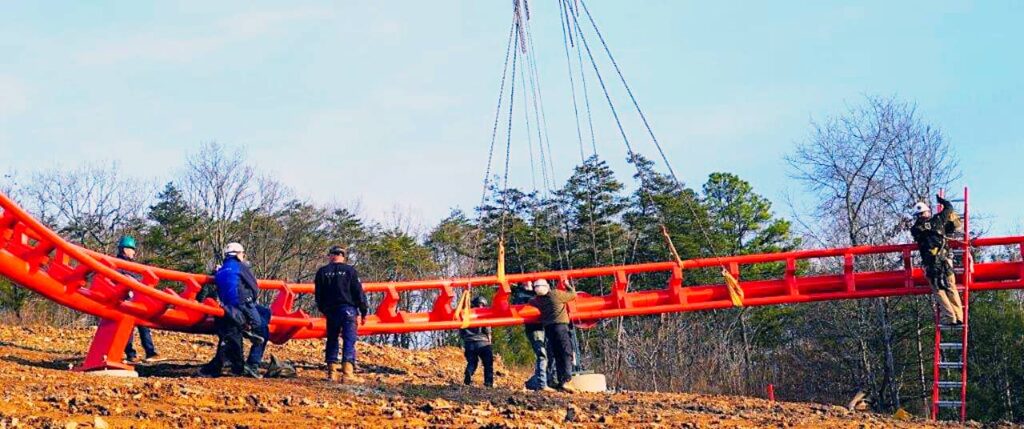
[
  {"xmin": 784, "ymin": 258, "xmax": 797, "ymax": 296},
  {"xmin": 74, "ymin": 316, "xmax": 136, "ymax": 372},
  {"xmin": 843, "ymin": 253, "xmax": 855, "ymax": 292}
]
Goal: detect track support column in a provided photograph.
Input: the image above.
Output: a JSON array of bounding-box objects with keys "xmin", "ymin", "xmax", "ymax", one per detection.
[{"xmin": 74, "ymin": 316, "xmax": 138, "ymax": 375}]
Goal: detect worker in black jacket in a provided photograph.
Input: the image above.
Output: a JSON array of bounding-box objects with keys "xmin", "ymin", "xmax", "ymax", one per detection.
[
  {"xmin": 314, "ymin": 246, "xmax": 368, "ymax": 383},
  {"xmin": 910, "ymin": 195, "xmax": 964, "ymax": 324},
  {"xmin": 460, "ymin": 296, "xmax": 494, "ymax": 387}
]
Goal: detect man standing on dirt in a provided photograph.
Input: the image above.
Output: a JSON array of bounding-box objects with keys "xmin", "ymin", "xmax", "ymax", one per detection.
[
  {"xmin": 314, "ymin": 246, "xmax": 368, "ymax": 383},
  {"xmin": 526, "ymin": 279, "xmax": 578, "ymax": 393},
  {"xmin": 910, "ymin": 195, "xmax": 965, "ymax": 324},
  {"xmin": 200, "ymin": 242, "xmax": 267, "ymax": 378},
  {"xmin": 511, "ymin": 282, "xmax": 554, "ymax": 391},
  {"xmin": 460, "ymin": 296, "xmax": 495, "ymax": 387},
  {"xmin": 115, "ymin": 235, "xmax": 164, "ymax": 363}
]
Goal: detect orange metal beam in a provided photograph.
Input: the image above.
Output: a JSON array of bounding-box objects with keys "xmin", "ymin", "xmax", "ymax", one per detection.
[{"xmin": 3, "ymin": 191, "xmax": 1024, "ymax": 344}]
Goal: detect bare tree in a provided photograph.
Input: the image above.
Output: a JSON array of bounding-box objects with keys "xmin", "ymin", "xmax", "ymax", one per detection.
[
  {"xmin": 1, "ymin": 170, "xmax": 19, "ymax": 198},
  {"xmin": 787, "ymin": 95, "xmax": 961, "ymax": 412},
  {"xmin": 179, "ymin": 142, "xmax": 291, "ymax": 262},
  {"xmin": 23, "ymin": 162, "xmax": 148, "ymax": 249},
  {"xmin": 180, "ymin": 142, "xmax": 256, "ymax": 256}
]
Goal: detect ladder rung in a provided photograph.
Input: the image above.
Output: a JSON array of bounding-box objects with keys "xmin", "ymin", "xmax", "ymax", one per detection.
[
  {"xmin": 939, "ymin": 324, "xmax": 964, "ymax": 330},
  {"xmin": 939, "ymin": 362, "xmax": 964, "ymax": 369},
  {"xmin": 937, "ymin": 381, "xmax": 963, "ymax": 389},
  {"xmin": 939, "ymin": 343, "xmax": 963, "ymax": 350},
  {"xmin": 936, "ymin": 400, "xmax": 963, "ymax": 408}
]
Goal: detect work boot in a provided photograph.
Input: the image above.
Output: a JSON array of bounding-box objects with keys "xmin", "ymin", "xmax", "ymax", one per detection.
[
  {"xmin": 143, "ymin": 354, "xmax": 166, "ymax": 363},
  {"xmin": 197, "ymin": 366, "xmax": 221, "ymax": 378},
  {"xmin": 559, "ymin": 381, "xmax": 579, "ymax": 393},
  {"xmin": 540, "ymin": 386, "xmax": 556, "ymax": 392},
  {"xmin": 327, "ymin": 363, "xmax": 341, "ymax": 382},
  {"xmin": 342, "ymin": 362, "xmax": 364, "ymax": 383}
]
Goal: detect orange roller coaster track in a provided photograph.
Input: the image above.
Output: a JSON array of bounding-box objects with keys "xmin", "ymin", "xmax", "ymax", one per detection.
[{"xmin": 2, "ymin": 190, "xmax": 1023, "ymax": 373}]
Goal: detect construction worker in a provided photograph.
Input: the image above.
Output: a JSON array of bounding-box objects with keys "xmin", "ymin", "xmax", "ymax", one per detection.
[
  {"xmin": 115, "ymin": 235, "xmax": 164, "ymax": 363},
  {"xmin": 910, "ymin": 195, "xmax": 965, "ymax": 324},
  {"xmin": 200, "ymin": 242, "xmax": 267, "ymax": 378},
  {"xmin": 314, "ymin": 246, "xmax": 368, "ymax": 383},
  {"xmin": 460, "ymin": 296, "xmax": 495, "ymax": 387},
  {"xmin": 511, "ymin": 282, "xmax": 554, "ymax": 391},
  {"xmin": 526, "ymin": 279, "xmax": 578, "ymax": 392}
]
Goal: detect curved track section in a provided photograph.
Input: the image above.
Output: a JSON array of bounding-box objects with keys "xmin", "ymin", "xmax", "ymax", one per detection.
[{"xmin": 3, "ymin": 191, "xmax": 1024, "ymax": 346}]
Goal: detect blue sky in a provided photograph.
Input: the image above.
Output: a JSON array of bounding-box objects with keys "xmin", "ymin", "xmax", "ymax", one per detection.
[{"xmin": 1, "ymin": 1, "xmax": 1022, "ymax": 235}]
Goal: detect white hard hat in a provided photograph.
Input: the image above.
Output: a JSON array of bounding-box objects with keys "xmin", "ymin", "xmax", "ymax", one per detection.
[
  {"xmin": 533, "ymin": 279, "xmax": 550, "ymax": 296},
  {"xmin": 223, "ymin": 242, "xmax": 245, "ymax": 255},
  {"xmin": 913, "ymin": 202, "xmax": 931, "ymax": 216}
]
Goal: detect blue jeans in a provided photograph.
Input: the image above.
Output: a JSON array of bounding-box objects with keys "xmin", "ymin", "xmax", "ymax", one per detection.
[
  {"xmin": 125, "ymin": 326, "xmax": 157, "ymax": 359},
  {"xmin": 210, "ymin": 303, "xmax": 269, "ymax": 374},
  {"xmin": 325, "ymin": 305, "xmax": 359, "ymax": 364},
  {"xmin": 525, "ymin": 327, "xmax": 548, "ymax": 389},
  {"xmin": 246, "ymin": 305, "xmax": 270, "ymax": 367}
]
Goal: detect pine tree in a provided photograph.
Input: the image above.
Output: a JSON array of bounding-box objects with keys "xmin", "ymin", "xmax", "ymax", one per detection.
[
  {"xmin": 556, "ymin": 155, "xmax": 628, "ymax": 293},
  {"xmin": 143, "ymin": 183, "xmax": 205, "ymax": 274}
]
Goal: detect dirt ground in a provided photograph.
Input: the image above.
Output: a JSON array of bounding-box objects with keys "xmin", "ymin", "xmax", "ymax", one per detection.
[{"xmin": 0, "ymin": 324, "xmax": 1004, "ymax": 428}]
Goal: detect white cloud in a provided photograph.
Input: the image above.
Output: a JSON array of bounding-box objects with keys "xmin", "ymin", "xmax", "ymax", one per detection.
[
  {"xmin": 75, "ymin": 5, "xmax": 334, "ymax": 65},
  {"xmin": 0, "ymin": 75, "xmax": 29, "ymax": 118}
]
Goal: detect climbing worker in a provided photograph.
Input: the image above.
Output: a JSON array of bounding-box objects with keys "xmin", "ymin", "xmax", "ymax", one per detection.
[
  {"xmin": 910, "ymin": 195, "xmax": 965, "ymax": 324},
  {"xmin": 314, "ymin": 246, "xmax": 368, "ymax": 383},
  {"xmin": 460, "ymin": 296, "xmax": 495, "ymax": 387},
  {"xmin": 526, "ymin": 279, "xmax": 579, "ymax": 393},
  {"xmin": 115, "ymin": 235, "xmax": 164, "ymax": 363},
  {"xmin": 511, "ymin": 282, "xmax": 554, "ymax": 391},
  {"xmin": 200, "ymin": 242, "xmax": 267, "ymax": 378}
]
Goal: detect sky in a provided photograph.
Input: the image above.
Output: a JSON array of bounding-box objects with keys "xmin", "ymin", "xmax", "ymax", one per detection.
[{"xmin": 1, "ymin": 1, "xmax": 1022, "ymax": 236}]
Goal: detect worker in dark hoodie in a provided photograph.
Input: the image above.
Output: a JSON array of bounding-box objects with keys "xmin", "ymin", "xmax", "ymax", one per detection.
[
  {"xmin": 460, "ymin": 296, "xmax": 495, "ymax": 387},
  {"xmin": 315, "ymin": 246, "xmax": 369, "ymax": 383}
]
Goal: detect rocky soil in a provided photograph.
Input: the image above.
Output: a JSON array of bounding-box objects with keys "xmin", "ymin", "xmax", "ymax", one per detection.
[{"xmin": 0, "ymin": 325, "xmax": 1007, "ymax": 428}]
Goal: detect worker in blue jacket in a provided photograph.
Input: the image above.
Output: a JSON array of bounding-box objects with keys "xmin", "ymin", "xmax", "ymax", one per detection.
[{"xmin": 199, "ymin": 242, "xmax": 268, "ymax": 378}]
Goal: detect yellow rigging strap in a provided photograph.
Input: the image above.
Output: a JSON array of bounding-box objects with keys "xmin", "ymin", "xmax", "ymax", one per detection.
[
  {"xmin": 454, "ymin": 288, "xmax": 473, "ymax": 329},
  {"xmin": 497, "ymin": 238, "xmax": 507, "ymax": 285},
  {"xmin": 661, "ymin": 224, "xmax": 743, "ymax": 307},
  {"xmin": 722, "ymin": 269, "xmax": 744, "ymax": 307}
]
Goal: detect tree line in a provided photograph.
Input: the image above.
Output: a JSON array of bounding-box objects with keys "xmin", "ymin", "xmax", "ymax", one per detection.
[{"xmin": 0, "ymin": 95, "xmax": 1020, "ymax": 422}]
